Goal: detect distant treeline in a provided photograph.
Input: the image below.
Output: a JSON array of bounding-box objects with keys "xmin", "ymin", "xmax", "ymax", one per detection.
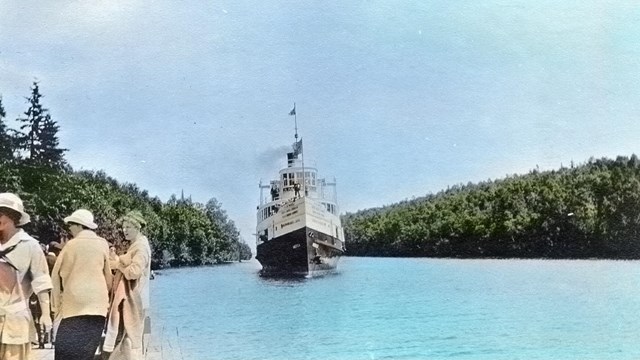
[
  {"xmin": 1, "ymin": 81, "xmax": 252, "ymax": 268},
  {"xmin": 343, "ymin": 155, "xmax": 640, "ymax": 259}
]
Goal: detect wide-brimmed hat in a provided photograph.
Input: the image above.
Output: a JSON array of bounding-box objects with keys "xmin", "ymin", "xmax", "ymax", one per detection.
[
  {"xmin": 0, "ymin": 193, "xmax": 30, "ymax": 226},
  {"xmin": 64, "ymin": 209, "xmax": 98, "ymax": 230}
]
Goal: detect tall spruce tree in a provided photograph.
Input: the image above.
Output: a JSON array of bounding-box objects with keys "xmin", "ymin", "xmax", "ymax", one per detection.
[
  {"xmin": 39, "ymin": 113, "xmax": 66, "ymax": 167},
  {"xmin": 0, "ymin": 96, "xmax": 14, "ymax": 162},
  {"xmin": 16, "ymin": 81, "xmax": 66, "ymax": 168}
]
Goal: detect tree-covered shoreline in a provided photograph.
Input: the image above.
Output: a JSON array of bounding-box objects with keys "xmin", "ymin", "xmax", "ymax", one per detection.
[
  {"xmin": 1, "ymin": 82, "xmax": 252, "ymax": 268},
  {"xmin": 343, "ymin": 155, "xmax": 640, "ymax": 259}
]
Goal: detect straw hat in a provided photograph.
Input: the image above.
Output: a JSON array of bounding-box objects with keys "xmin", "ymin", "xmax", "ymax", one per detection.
[
  {"xmin": 64, "ymin": 209, "xmax": 98, "ymax": 230},
  {"xmin": 0, "ymin": 193, "xmax": 30, "ymax": 226}
]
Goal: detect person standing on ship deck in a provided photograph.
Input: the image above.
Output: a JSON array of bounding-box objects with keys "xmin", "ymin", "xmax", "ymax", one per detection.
[{"xmin": 293, "ymin": 182, "xmax": 301, "ymax": 198}]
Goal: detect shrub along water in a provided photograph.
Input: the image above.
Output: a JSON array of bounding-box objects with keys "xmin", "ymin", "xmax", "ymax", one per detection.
[{"xmin": 343, "ymin": 155, "xmax": 640, "ymax": 259}]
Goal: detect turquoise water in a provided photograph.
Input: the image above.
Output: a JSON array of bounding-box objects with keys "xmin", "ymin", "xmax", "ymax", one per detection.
[{"xmin": 149, "ymin": 257, "xmax": 640, "ymax": 360}]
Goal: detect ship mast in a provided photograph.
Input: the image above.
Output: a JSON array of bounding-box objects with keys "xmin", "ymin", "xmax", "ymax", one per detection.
[
  {"xmin": 292, "ymin": 102, "xmax": 298, "ymax": 141},
  {"xmin": 289, "ymin": 103, "xmax": 306, "ymax": 196}
]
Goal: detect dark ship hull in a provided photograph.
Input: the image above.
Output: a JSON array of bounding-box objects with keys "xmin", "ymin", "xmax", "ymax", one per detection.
[{"xmin": 256, "ymin": 226, "xmax": 344, "ymax": 277}]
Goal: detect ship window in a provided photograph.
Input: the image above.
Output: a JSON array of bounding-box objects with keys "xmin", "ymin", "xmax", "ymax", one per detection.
[{"xmin": 286, "ymin": 173, "xmax": 294, "ymax": 187}]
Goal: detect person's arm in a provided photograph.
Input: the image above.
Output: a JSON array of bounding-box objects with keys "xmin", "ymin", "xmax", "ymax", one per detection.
[
  {"xmin": 119, "ymin": 243, "xmax": 150, "ymax": 280},
  {"xmin": 50, "ymin": 248, "xmax": 65, "ymax": 315},
  {"xmin": 104, "ymin": 251, "xmax": 113, "ymax": 293},
  {"xmin": 31, "ymin": 243, "xmax": 54, "ymax": 329},
  {"xmin": 37, "ymin": 291, "xmax": 52, "ymax": 329}
]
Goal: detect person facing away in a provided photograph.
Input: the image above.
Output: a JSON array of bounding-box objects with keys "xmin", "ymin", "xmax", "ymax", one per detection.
[
  {"xmin": 103, "ymin": 210, "xmax": 151, "ymax": 360},
  {"xmin": 51, "ymin": 209, "xmax": 112, "ymax": 360},
  {"xmin": 0, "ymin": 192, "xmax": 53, "ymax": 360}
]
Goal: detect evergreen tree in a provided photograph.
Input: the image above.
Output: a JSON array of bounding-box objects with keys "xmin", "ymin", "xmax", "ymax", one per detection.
[
  {"xmin": 16, "ymin": 82, "xmax": 45, "ymax": 160},
  {"xmin": 39, "ymin": 113, "xmax": 66, "ymax": 167},
  {"xmin": 0, "ymin": 96, "xmax": 14, "ymax": 162},
  {"xmin": 16, "ymin": 81, "xmax": 66, "ymax": 168},
  {"xmin": 0, "ymin": 96, "xmax": 21, "ymax": 191}
]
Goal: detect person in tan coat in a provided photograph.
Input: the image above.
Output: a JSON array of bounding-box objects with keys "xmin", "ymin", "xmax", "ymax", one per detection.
[
  {"xmin": 51, "ymin": 209, "xmax": 112, "ymax": 360},
  {"xmin": 103, "ymin": 211, "xmax": 151, "ymax": 360}
]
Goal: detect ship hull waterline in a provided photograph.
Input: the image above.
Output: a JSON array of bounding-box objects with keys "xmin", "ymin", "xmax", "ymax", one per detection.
[{"xmin": 256, "ymin": 226, "xmax": 344, "ymax": 277}]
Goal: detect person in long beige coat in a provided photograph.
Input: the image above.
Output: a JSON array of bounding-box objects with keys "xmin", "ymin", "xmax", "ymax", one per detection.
[{"xmin": 103, "ymin": 211, "xmax": 151, "ymax": 360}]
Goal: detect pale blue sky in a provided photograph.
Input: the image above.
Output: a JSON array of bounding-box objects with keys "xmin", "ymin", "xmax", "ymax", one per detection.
[{"xmin": 2, "ymin": 1, "xmax": 639, "ymax": 245}]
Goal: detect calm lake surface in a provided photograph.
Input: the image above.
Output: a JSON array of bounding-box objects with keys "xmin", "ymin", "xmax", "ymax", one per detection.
[{"xmin": 149, "ymin": 257, "xmax": 640, "ymax": 360}]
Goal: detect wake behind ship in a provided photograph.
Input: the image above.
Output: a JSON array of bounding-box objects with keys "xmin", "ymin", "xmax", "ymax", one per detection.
[{"xmin": 255, "ymin": 113, "xmax": 345, "ymax": 276}]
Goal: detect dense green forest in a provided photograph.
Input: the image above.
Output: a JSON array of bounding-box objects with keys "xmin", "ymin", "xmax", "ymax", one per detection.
[
  {"xmin": 343, "ymin": 156, "xmax": 640, "ymax": 259},
  {"xmin": 1, "ymin": 81, "xmax": 252, "ymax": 268}
]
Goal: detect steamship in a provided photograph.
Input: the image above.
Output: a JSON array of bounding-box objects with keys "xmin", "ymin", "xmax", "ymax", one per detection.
[{"xmin": 255, "ymin": 119, "xmax": 345, "ymax": 276}]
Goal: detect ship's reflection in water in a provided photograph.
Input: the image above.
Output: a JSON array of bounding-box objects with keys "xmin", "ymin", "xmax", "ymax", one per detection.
[
  {"xmin": 258, "ymin": 269, "xmax": 340, "ymax": 285},
  {"xmin": 258, "ymin": 273, "xmax": 307, "ymax": 286}
]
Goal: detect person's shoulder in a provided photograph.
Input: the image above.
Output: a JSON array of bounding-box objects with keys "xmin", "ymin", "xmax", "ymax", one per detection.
[
  {"xmin": 130, "ymin": 236, "xmax": 151, "ymax": 253},
  {"xmin": 77, "ymin": 232, "xmax": 109, "ymax": 247},
  {"xmin": 76, "ymin": 231, "xmax": 105, "ymax": 243},
  {"xmin": 139, "ymin": 235, "xmax": 151, "ymax": 249},
  {"xmin": 17, "ymin": 233, "xmax": 47, "ymax": 259},
  {"xmin": 96, "ymin": 235, "xmax": 109, "ymax": 243},
  {"xmin": 18, "ymin": 231, "xmax": 43, "ymax": 249},
  {"xmin": 96, "ymin": 236, "xmax": 110, "ymax": 250},
  {"xmin": 17, "ymin": 230, "xmax": 38, "ymax": 243}
]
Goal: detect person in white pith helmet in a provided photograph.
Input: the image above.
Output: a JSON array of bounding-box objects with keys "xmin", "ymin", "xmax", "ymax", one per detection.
[
  {"xmin": 51, "ymin": 209, "xmax": 112, "ymax": 360},
  {"xmin": 0, "ymin": 193, "xmax": 52, "ymax": 360}
]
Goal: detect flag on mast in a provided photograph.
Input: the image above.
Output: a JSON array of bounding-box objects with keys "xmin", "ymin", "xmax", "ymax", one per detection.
[
  {"xmin": 292, "ymin": 139, "xmax": 303, "ymax": 157},
  {"xmin": 289, "ymin": 104, "xmax": 296, "ymax": 116}
]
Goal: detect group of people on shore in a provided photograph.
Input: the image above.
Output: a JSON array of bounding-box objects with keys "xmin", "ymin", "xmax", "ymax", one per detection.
[{"xmin": 0, "ymin": 193, "xmax": 151, "ymax": 360}]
